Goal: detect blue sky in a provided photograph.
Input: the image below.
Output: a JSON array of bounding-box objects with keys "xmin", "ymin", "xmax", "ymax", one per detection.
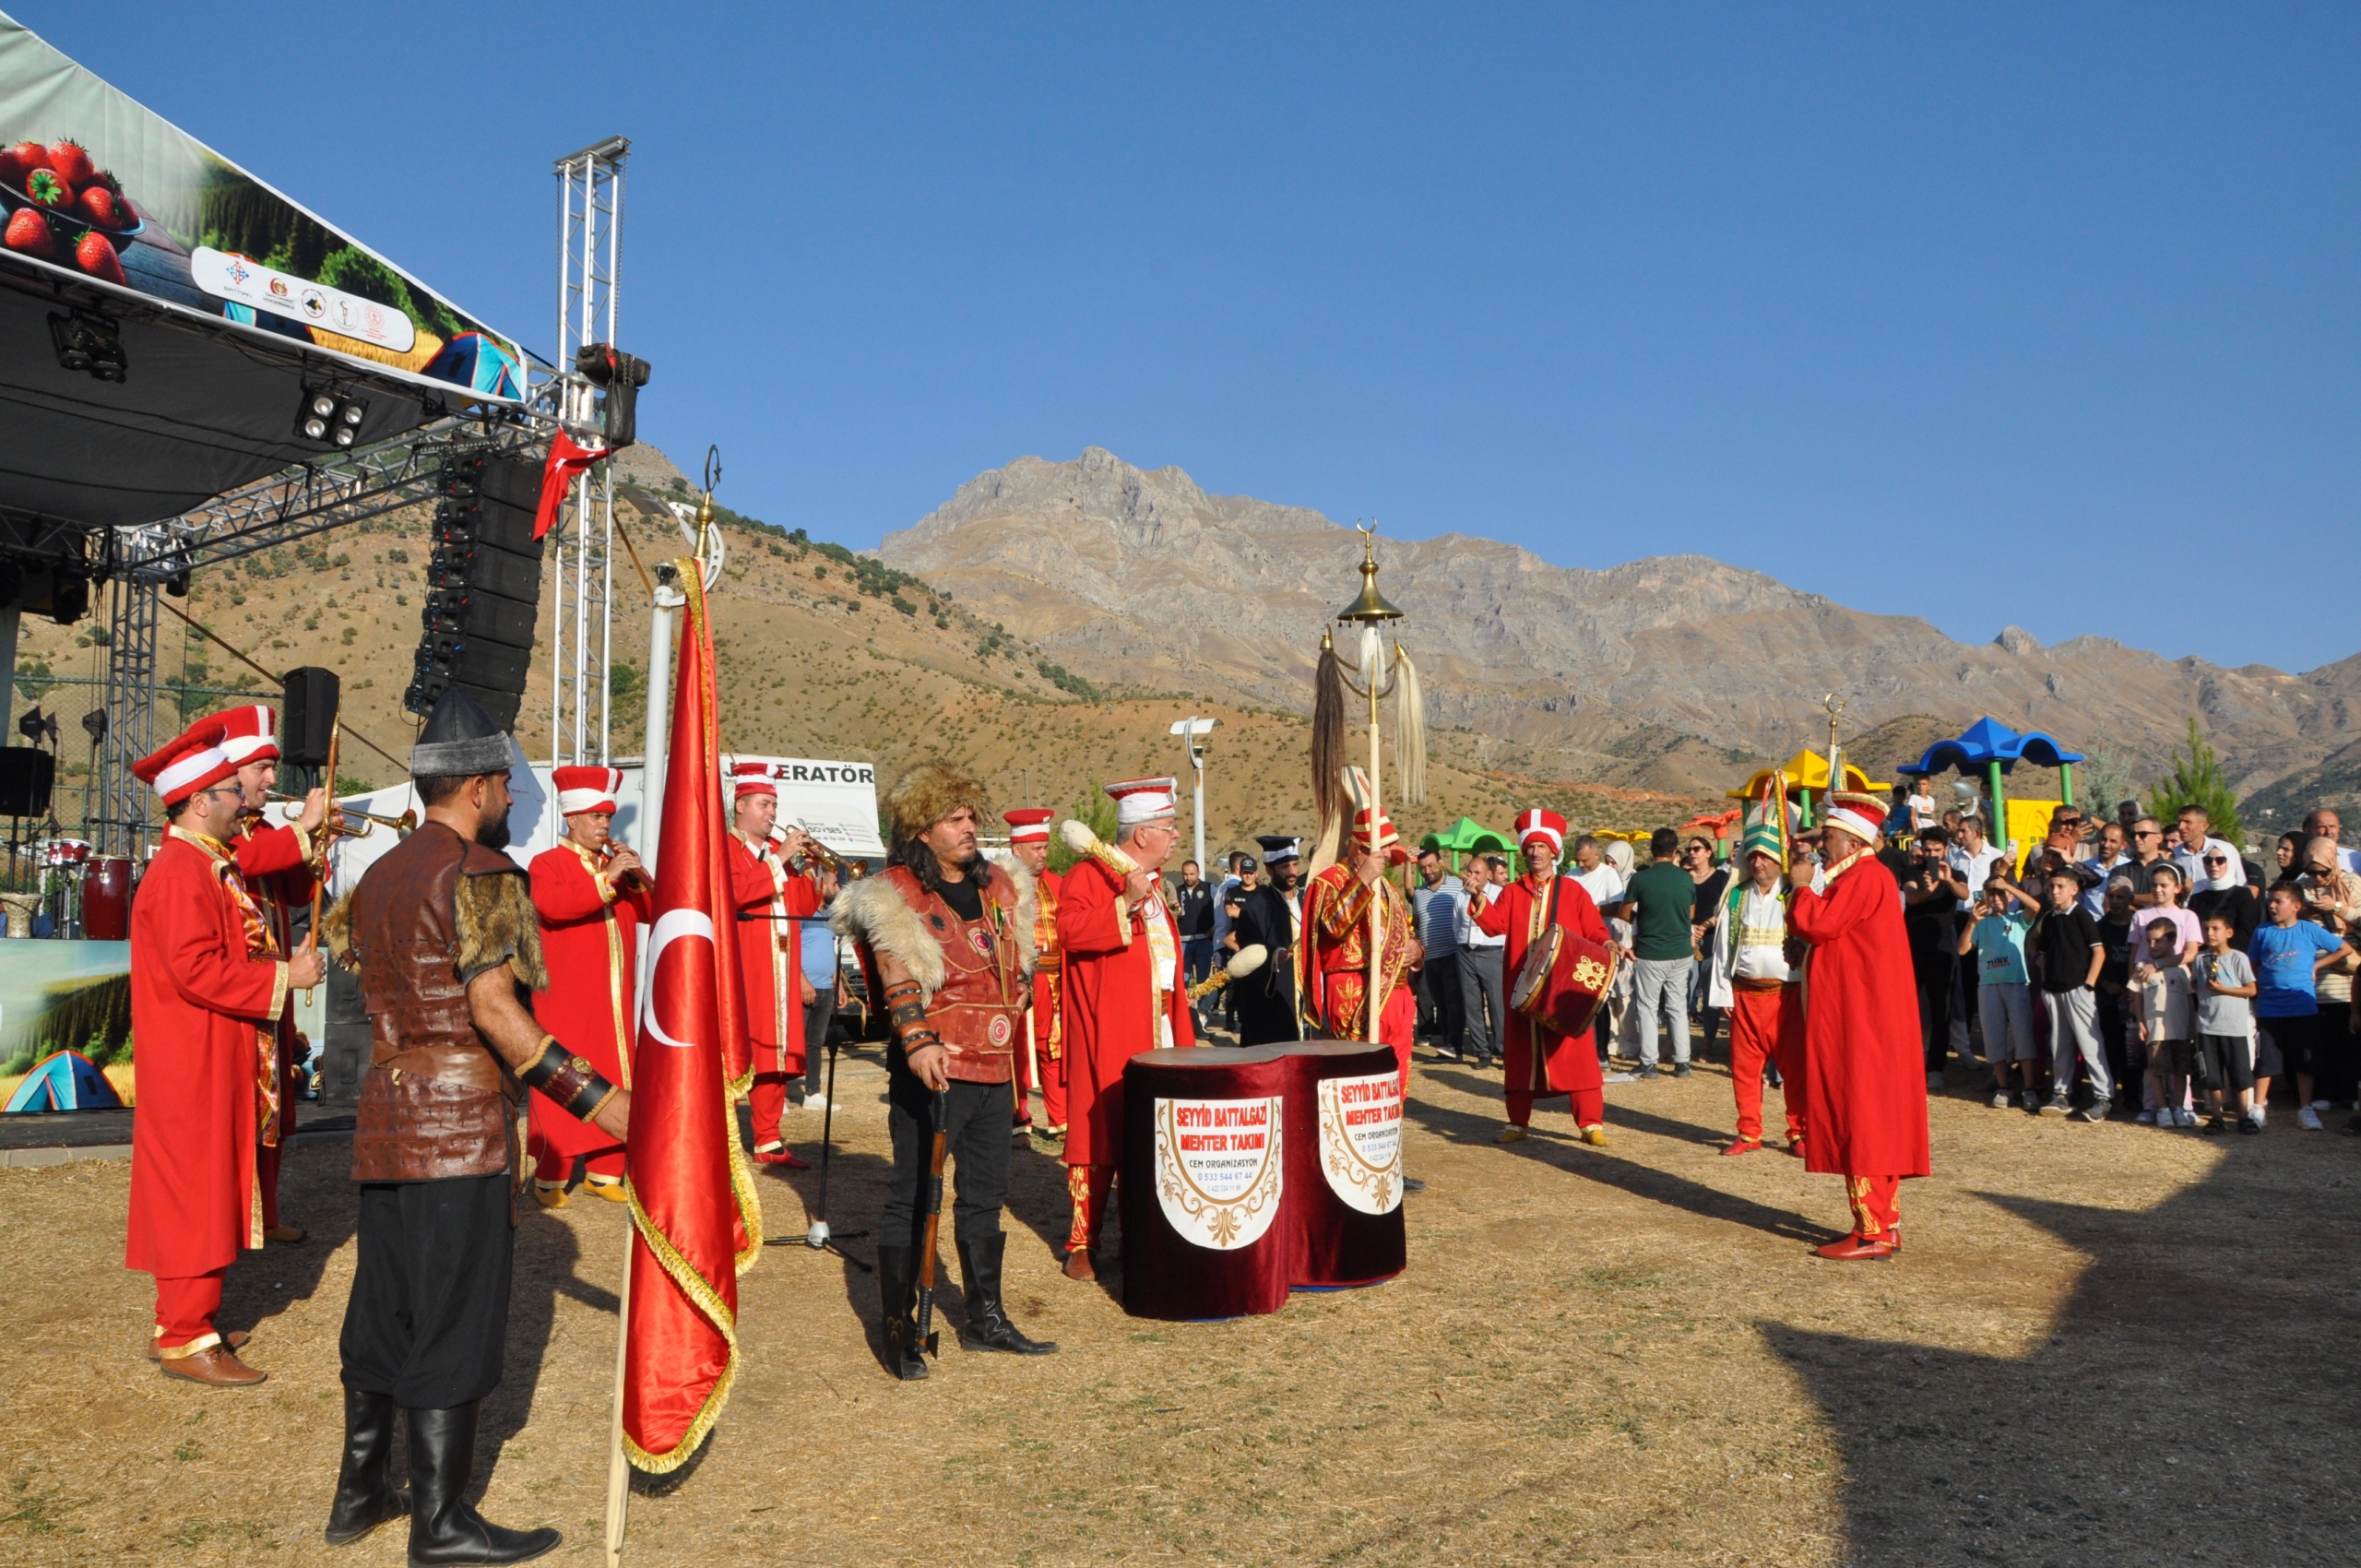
[{"xmin": 30, "ymin": 5, "xmax": 2359, "ymax": 672}]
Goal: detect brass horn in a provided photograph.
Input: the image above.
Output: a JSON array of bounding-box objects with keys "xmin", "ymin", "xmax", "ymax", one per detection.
[{"xmin": 267, "ymin": 791, "xmax": 418, "ymax": 837}]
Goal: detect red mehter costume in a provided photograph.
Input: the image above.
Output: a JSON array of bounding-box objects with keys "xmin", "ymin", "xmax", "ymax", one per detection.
[
  {"xmin": 728, "ymin": 764, "xmax": 816, "ymax": 1162},
  {"xmin": 1032, "ymin": 863, "xmax": 1067, "ymax": 1133},
  {"xmin": 527, "ymin": 766, "xmax": 651, "ymax": 1204},
  {"xmin": 210, "ymin": 706, "xmax": 315, "ymax": 1241},
  {"xmin": 1003, "ymin": 807, "xmax": 1060, "ymax": 1137},
  {"xmin": 1300, "ymin": 804, "xmax": 1419, "ymax": 1085},
  {"xmin": 125, "ymin": 722, "xmax": 291, "ymax": 1372},
  {"xmin": 1788, "ymin": 792, "xmax": 1930, "ymax": 1257},
  {"xmin": 1472, "ymin": 809, "xmax": 1613, "ymax": 1140},
  {"xmin": 1058, "ymin": 779, "xmax": 1194, "ymax": 1267}
]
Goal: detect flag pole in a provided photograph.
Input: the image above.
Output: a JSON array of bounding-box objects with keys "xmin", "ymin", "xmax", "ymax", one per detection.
[{"xmin": 604, "ymin": 1218, "xmax": 635, "ymax": 1564}]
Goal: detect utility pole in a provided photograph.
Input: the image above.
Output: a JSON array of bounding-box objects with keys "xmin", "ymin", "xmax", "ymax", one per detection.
[{"xmin": 1169, "ymin": 716, "xmax": 1218, "ymax": 874}]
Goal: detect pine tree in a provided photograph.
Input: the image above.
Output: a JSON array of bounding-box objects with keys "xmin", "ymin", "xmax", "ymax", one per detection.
[
  {"xmin": 2146, "ymin": 718, "xmax": 2241, "ymax": 844},
  {"xmin": 1048, "ymin": 782, "xmax": 1119, "ymax": 873}
]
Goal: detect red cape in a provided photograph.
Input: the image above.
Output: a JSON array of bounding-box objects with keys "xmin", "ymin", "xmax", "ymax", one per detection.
[
  {"xmin": 1056, "ymin": 856, "xmax": 1192, "ymax": 1168},
  {"xmin": 730, "ymin": 835, "xmax": 815, "ymax": 1081},
  {"xmin": 1474, "ymin": 873, "xmax": 1610, "ymax": 1097},
  {"xmin": 125, "ymin": 832, "xmax": 289, "ymax": 1277},
  {"xmin": 1789, "ymin": 851, "xmax": 1930, "ymax": 1179},
  {"xmin": 528, "ymin": 841, "xmax": 651, "ymax": 1160}
]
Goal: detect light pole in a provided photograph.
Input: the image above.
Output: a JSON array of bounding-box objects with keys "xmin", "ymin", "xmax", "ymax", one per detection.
[{"xmin": 1169, "ymin": 716, "xmax": 1218, "ymax": 876}]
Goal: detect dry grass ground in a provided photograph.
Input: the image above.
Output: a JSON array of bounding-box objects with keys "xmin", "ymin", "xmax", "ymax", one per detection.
[{"xmin": 5, "ymin": 1052, "xmax": 2357, "ymax": 1567}]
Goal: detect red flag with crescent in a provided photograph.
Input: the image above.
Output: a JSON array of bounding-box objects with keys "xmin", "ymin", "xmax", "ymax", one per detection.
[{"xmin": 620, "ymin": 568, "xmax": 762, "ymax": 1471}]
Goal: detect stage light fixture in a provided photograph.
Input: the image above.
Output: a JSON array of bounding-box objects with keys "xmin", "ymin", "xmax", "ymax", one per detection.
[
  {"xmin": 49, "ymin": 311, "xmax": 127, "ymax": 383},
  {"xmin": 296, "ymin": 386, "xmax": 368, "ymax": 446}
]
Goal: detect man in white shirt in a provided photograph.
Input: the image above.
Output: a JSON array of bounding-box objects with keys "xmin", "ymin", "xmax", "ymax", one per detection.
[
  {"xmin": 2170, "ymin": 804, "xmax": 2242, "ymax": 893},
  {"xmin": 1454, "ymin": 854, "xmax": 1508, "ymax": 1070},
  {"xmin": 2302, "ymin": 810, "xmax": 2361, "ymax": 877},
  {"xmin": 1568, "ymin": 834, "xmax": 1626, "ymax": 918}
]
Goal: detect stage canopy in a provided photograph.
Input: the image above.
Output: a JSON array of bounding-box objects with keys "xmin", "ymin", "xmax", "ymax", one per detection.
[{"xmin": 0, "ymin": 13, "xmax": 531, "ymax": 529}]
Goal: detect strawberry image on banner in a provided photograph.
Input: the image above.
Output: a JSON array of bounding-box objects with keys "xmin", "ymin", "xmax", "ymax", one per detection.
[{"xmin": 620, "ymin": 564, "xmax": 762, "ymax": 1471}]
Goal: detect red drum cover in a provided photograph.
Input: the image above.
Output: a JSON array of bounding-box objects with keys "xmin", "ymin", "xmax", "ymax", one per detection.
[{"xmin": 1510, "ymin": 925, "xmax": 1618, "ymax": 1039}]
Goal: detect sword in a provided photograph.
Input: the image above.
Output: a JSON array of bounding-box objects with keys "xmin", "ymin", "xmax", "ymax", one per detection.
[{"xmin": 911, "ymin": 1087, "xmax": 948, "ymax": 1360}]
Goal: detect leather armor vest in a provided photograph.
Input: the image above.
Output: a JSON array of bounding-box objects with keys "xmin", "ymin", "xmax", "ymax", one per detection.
[
  {"xmin": 881, "ymin": 864, "xmax": 1025, "ymax": 1085},
  {"xmin": 346, "ymin": 822, "xmax": 520, "ymax": 1182}
]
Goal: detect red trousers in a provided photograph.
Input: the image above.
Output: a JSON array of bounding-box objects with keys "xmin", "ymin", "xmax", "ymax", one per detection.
[
  {"xmin": 258, "ymin": 1139, "xmax": 284, "ymax": 1229},
  {"xmin": 1507, "ymin": 1086, "xmax": 1604, "ymax": 1128},
  {"xmin": 748, "ymin": 1071, "xmax": 796, "ymax": 1152},
  {"xmin": 1846, "ymin": 1175, "xmax": 1901, "ymax": 1239},
  {"xmin": 1013, "ymin": 1017, "xmax": 1038, "ymax": 1128},
  {"xmin": 1729, "ymin": 982, "xmax": 1807, "ymax": 1144},
  {"xmin": 153, "ymin": 1268, "xmax": 226, "ymax": 1356},
  {"xmin": 1066, "ymin": 1165, "xmax": 1112, "ymax": 1253}
]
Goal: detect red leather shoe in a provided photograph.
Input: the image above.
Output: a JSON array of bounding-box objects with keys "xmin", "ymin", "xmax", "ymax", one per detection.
[
  {"xmin": 1813, "ymin": 1233, "xmax": 1894, "ymax": 1261},
  {"xmin": 753, "ymin": 1147, "xmax": 811, "ymax": 1170},
  {"xmin": 1719, "ymin": 1138, "xmax": 1762, "ymax": 1157},
  {"xmin": 1783, "ymin": 1140, "xmax": 1806, "ymax": 1158}
]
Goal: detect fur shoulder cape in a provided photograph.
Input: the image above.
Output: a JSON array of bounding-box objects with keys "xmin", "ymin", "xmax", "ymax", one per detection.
[{"xmin": 833, "ymin": 858, "xmax": 1036, "ymax": 1004}]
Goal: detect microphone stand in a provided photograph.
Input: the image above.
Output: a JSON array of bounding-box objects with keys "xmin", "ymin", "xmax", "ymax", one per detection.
[{"xmin": 763, "ymin": 1021, "xmax": 870, "ymax": 1271}]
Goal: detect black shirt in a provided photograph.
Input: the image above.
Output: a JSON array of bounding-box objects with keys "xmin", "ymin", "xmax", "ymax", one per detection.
[
  {"xmin": 2032, "ymin": 905, "xmax": 2101, "ymax": 993},
  {"xmin": 936, "ymin": 871, "xmax": 984, "ymax": 922},
  {"xmin": 1171, "ymin": 880, "xmax": 1214, "ymax": 939},
  {"xmin": 2189, "ymin": 885, "xmax": 2260, "ymax": 950},
  {"xmin": 2096, "ymin": 910, "xmax": 2136, "ymax": 997}
]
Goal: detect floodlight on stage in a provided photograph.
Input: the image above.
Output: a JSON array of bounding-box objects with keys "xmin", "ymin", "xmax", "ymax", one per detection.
[
  {"xmin": 48, "ymin": 311, "xmax": 126, "ymax": 383},
  {"xmin": 295, "ymin": 386, "xmax": 369, "ymax": 446}
]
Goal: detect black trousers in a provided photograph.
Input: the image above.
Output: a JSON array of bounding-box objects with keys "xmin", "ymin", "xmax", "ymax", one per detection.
[
  {"xmin": 882, "ymin": 1071, "xmax": 1012, "ymax": 1248},
  {"xmin": 340, "ymin": 1172, "xmax": 513, "ymax": 1409},
  {"xmin": 1913, "ymin": 956, "xmax": 1953, "ymax": 1071},
  {"xmin": 801, "ymin": 990, "xmax": 838, "ymax": 1100},
  {"xmin": 1422, "ymin": 953, "xmax": 1465, "ymax": 1051}
]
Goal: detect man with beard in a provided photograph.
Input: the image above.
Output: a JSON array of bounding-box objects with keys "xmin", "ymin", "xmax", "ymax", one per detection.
[
  {"xmin": 320, "ymin": 690, "xmax": 628, "ymax": 1560},
  {"xmin": 1058, "ymin": 778, "xmax": 1194, "ymax": 1280},
  {"xmin": 834, "ymin": 765, "xmax": 1053, "ymax": 1377},
  {"xmin": 1228, "ymin": 835, "xmax": 1305, "ymax": 1044},
  {"xmin": 1302, "ymin": 807, "xmax": 1422, "ymax": 1085},
  {"xmin": 208, "ymin": 704, "xmax": 326, "ymax": 1244}
]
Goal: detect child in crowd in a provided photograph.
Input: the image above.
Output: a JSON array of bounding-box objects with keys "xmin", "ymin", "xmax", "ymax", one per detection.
[
  {"xmin": 2193, "ymin": 911, "xmax": 2260, "ymax": 1134},
  {"xmin": 2248, "ymin": 881, "xmax": 2352, "ymax": 1129},
  {"xmin": 2134, "ymin": 917, "xmax": 2197, "ymax": 1127},
  {"xmin": 1958, "ymin": 873, "xmax": 2040, "ymax": 1111},
  {"xmin": 2033, "ymin": 867, "xmax": 2112, "ymax": 1122},
  {"xmin": 2130, "ymin": 863, "xmax": 2201, "ymax": 973}
]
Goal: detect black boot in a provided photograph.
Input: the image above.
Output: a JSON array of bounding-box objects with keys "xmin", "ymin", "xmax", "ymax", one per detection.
[
  {"xmin": 875, "ymin": 1245, "xmax": 931, "ymax": 1381},
  {"xmin": 323, "ymin": 1386, "xmax": 409, "ymax": 1546},
  {"xmin": 955, "ymin": 1234, "xmax": 1058, "ymax": 1355},
  {"xmin": 405, "ymin": 1404, "xmax": 560, "ymax": 1565}
]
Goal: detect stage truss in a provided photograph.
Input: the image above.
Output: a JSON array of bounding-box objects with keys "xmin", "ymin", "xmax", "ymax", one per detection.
[{"xmin": 54, "ymin": 138, "xmax": 634, "ymax": 858}]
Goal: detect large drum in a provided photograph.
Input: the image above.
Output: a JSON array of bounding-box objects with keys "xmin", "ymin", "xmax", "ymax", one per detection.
[
  {"xmin": 1119, "ymin": 1039, "xmax": 1407, "ymax": 1319},
  {"xmin": 83, "ymin": 856, "xmax": 133, "ymax": 941},
  {"xmin": 1282, "ymin": 1038, "xmax": 1406, "ymax": 1289},
  {"xmin": 1509, "ymin": 918, "xmax": 1619, "ymax": 1039}
]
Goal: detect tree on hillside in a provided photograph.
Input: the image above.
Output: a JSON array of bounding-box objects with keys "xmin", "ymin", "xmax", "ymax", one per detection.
[
  {"xmin": 2147, "ymin": 718, "xmax": 2241, "ymax": 844},
  {"xmin": 1048, "ymin": 783, "xmax": 1119, "ymax": 874}
]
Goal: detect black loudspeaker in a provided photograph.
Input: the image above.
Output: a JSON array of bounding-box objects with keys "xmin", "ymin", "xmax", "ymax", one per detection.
[
  {"xmin": 575, "ymin": 344, "xmax": 651, "ymax": 451},
  {"xmin": 281, "ymin": 667, "xmax": 340, "ymax": 766},
  {"xmin": 404, "ymin": 447, "xmax": 545, "ymax": 732},
  {"xmin": 0, "ymin": 747, "xmax": 53, "ymax": 816}
]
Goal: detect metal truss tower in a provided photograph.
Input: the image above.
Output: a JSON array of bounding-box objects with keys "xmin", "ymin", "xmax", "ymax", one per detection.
[
  {"xmin": 89, "ymin": 527, "xmax": 179, "ymax": 859},
  {"xmin": 551, "ymin": 136, "xmax": 628, "ymax": 766}
]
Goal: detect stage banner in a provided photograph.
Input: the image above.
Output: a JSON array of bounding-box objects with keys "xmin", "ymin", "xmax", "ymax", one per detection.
[
  {"xmin": 721, "ymin": 755, "xmax": 886, "ymax": 860},
  {"xmin": 1315, "ymin": 1070, "xmax": 1402, "ymax": 1216},
  {"xmin": 1151, "ymin": 1094, "xmax": 1283, "ymax": 1251},
  {"xmin": 0, "ymin": 15, "xmax": 525, "ymax": 395}
]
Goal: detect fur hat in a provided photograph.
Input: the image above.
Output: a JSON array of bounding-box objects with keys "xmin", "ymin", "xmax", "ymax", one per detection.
[{"xmin": 884, "ymin": 760, "xmax": 993, "ymax": 843}]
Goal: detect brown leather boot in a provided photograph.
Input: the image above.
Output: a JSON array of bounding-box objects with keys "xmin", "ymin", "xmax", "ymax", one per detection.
[
  {"xmin": 1062, "ymin": 1249, "xmax": 1097, "ymax": 1282},
  {"xmin": 160, "ymin": 1345, "xmax": 267, "ymax": 1386}
]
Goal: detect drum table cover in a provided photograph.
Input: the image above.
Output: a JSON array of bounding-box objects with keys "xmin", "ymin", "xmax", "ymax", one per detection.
[{"xmin": 1120, "ymin": 1039, "xmax": 1406, "ymax": 1320}]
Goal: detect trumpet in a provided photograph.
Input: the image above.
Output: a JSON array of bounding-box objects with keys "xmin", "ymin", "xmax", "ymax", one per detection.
[
  {"xmin": 267, "ymin": 790, "xmax": 417, "ymax": 838},
  {"xmin": 780, "ymin": 822, "xmax": 855, "ymax": 878},
  {"xmin": 598, "ymin": 840, "xmax": 652, "ymax": 892}
]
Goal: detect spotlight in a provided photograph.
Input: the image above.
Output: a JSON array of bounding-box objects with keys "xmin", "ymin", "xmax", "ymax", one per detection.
[
  {"xmin": 49, "ymin": 311, "xmax": 126, "ymax": 383},
  {"xmin": 46, "ymin": 570, "xmax": 89, "ymax": 626},
  {"xmin": 295, "ymin": 386, "xmax": 368, "ymax": 447}
]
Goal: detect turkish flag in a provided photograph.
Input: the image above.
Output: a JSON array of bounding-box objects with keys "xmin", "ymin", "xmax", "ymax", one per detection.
[
  {"xmin": 535, "ymin": 430, "xmax": 611, "ymax": 540},
  {"xmin": 619, "ymin": 569, "xmax": 762, "ymax": 1472}
]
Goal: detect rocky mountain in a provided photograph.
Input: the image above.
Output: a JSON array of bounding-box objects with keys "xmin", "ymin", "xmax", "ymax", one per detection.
[{"xmin": 882, "ymin": 447, "xmax": 2361, "ymax": 793}]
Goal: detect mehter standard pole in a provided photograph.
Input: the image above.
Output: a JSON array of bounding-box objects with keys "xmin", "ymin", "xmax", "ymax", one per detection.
[{"xmin": 1335, "ymin": 523, "xmax": 1406, "ymax": 1049}]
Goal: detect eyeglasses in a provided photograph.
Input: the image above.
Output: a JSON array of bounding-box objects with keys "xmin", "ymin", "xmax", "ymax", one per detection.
[
  {"xmin": 2203, "ymin": 855, "xmax": 2228, "ymax": 866},
  {"xmin": 2133, "ymin": 830, "xmax": 2160, "ymax": 839}
]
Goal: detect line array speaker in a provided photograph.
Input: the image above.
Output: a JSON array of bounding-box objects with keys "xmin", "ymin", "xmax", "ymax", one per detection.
[{"xmin": 404, "ymin": 447, "xmax": 546, "ymax": 731}]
